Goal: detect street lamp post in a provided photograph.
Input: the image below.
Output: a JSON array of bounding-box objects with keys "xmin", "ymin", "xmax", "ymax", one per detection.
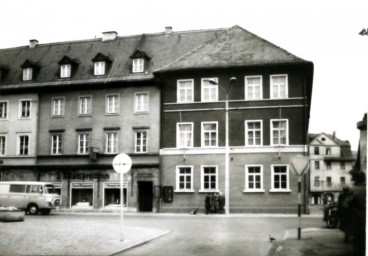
[{"xmin": 207, "ymin": 77, "xmax": 237, "ymax": 215}]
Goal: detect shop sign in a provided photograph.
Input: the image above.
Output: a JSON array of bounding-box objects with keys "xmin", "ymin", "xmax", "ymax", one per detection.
[
  {"xmin": 71, "ymin": 182, "xmax": 93, "ymax": 188},
  {"xmin": 104, "ymin": 182, "xmax": 128, "ymax": 189},
  {"xmin": 52, "ymin": 182, "xmax": 62, "ymax": 189}
]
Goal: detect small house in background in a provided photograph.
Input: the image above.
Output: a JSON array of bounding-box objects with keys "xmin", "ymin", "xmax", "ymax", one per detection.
[{"xmin": 308, "ymin": 132, "xmax": 355, "ymax": 204}]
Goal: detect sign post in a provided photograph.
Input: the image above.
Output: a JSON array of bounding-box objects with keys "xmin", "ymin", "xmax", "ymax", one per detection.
[
  {"xmin": 112, "ymin": 153, "xmax": 132, "ymax": 241},
  {"xmin": 290, "ymin": 155, "xmax": 309, "ymax": 240}
]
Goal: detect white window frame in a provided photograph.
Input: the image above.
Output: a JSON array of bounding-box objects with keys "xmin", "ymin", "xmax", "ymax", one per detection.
[
  {"xmin": 94, "ymin": 61, "xmax": 106, "ymax": 76},
  {"xmin": 19, "ymin": 99, "xmax": 31, "ymax": 119},
  {"xmin": 0, "ymin": 135, "xmax": 6, "ymax": 155},
  {"xmin": 200, "ymin": 165, "xmax": 219, "ymax": 192},
  {"xmin": 134, "ymin": 92, "xmax": 149, "ymax": 113},
  {"xmin": 201, "ymin": 78, "xmax": 218, "ymax": 102},
  {"xmin": 175, "ymin": 166, "xmax": 194, "ymax": 192},
  {"xmin": 106, "ymin": 94, "xmax": 119, "ymax": 114},
  {"xmin": 245, "ymin": 120, "xmax": 263, "ymax": 146},
  {"xmin": 177, "ymin": 79, "xmax": 194, "ymax": 103},
  {"xmin": 132, "ymin": 58, "xmax": 144, "ymax": 73},
  {"xmin": 77, "ymin": 132, "xmax": 90, "ymax": 155},
  {"xmin": 245, "ymin": 76, "xmax": 263, "ymax": 100},
  {"xmin": 22, "ymin": 68, "xmax": 33, "ymax": 81},
  {"xmin": 176, "ymin": 122, "xmax": 194, "ymax": 148},
  {"xmin": 60, "ymin": 64, "xmax": 71, "ymax": 78},
  {"xmin": 105, "ymin": 131, "xmax": 118, "ymax": 154},
  {"xmin": 244, "ymin": 165, "xmax": 264, "ymax": 192},
  {"xmin": 52, "ymin": 97, "xmax": 65, "ymax": 117},
  {"xmin": 17, "ymin": 134, "xmax": 30, "ymax": 156},
  {"xmin": 0, "ymin": 101, "xmax": 8, "ymax": 119},
  {"xmin": 134, "ymin": 130, "xmax": 148, "ymax": 153},
  {"xmin": 270, "ymin": 74, "xmax": 288, "ymax": 99},
  {"xmin": 270, "ymin": 119, "xmax": 289, "ymax": 146},
  {"xmin": 270, "ymin": 164, "xmax": 290, "ymax": 192},
  {"xmin": 201, "ymin": 121, "xmax": 218, "ymax": 147},
  {"xmin": 315, "ymin": 161, "xmax": 320, "ymax": 170},
  {"xmin": 314, "ymin": 176, "xmax": 320, "ymax": 187},
  {"xmin": 78, "ymin": 96, "xmax": 92, "ymax": 115},
  {"xmin": 51, "ymin": 134, "xmax": 63, "ymax": 155}
]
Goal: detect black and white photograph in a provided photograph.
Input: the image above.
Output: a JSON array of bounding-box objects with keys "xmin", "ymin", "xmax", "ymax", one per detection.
[{"xmin": 0, "ymin": 0, "xmax": 367, "ymax": 255}]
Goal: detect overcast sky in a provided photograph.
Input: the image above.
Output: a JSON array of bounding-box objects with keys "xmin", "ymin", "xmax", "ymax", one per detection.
[{"xmin": 1, "ymin": 0, "xmax": 367, "ymax": 150}]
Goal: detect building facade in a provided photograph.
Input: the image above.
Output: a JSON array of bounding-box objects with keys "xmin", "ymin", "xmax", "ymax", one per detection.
[
  {"xmin": 0, "ymin": 26, "xmax": 314, "ymax": 213},
  {"xmin": 309, "ymin": 133, "xmax": 355, "ymax": 204},
  {"xmin": 356, "ymin": 113, "xmax": 367, "ymax": 174}
]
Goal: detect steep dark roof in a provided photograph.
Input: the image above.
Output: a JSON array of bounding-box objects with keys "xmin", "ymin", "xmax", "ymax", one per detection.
[{"xmin": 0, "ymin": 25, "xmax": 311, "ymax": 89}]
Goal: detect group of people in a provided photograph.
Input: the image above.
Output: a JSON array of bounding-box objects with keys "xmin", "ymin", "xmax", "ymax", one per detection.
[
  {"xmin": 205, "ymin": 192, "xmax": 225, "ymax": 214},
  {"xmin": 336, "ymin": 170, "xmax": 366, "ymax": 256}
]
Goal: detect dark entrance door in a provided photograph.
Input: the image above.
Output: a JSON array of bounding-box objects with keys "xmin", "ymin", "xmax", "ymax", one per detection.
[{"xmin": 138, "ymin": 181, "xmax": 153, "ymax": 212}]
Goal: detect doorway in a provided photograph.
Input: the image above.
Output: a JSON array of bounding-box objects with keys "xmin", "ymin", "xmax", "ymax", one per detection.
[{"xmin": 138, "ymin": 181, "xmax": 153, "ymax": 212}]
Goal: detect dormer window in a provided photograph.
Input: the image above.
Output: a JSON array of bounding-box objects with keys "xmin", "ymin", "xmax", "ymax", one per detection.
[
  {"xmin": 133, "ymin": 58, "xmax": 144, "ymax": 73},
  {"xmin": 60, "ymin": 64, "xmax": 71, "ymax": 78},
  {"xmin": 94, "ymin": 61, "xmax": 106, "ymax": 76},
  {"xmin": 23, "ymin": 68, "xmax": 33, "ymax": 81}
]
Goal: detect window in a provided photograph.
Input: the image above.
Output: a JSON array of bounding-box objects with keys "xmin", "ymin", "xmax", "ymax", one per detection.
[
  {"xmin": 78, "ymin": 133, "xmax": 90, "ymax": 154},
  {"xmin": 60, "ymin": 64, "xmax": 71, "ymax": 78},
  {"xmin": 52, "ymin": 97, "xmax": 65, "ymax": 116},
  {"xmin": 0, "ymin": 101, "xmax": 8, "ymax": 119},
  {"xmin": 201, "ymin": 166, "xmax": 218, "ymax": 191},
  {"xmin": 271, "ymin": 119, "xmax": 288, "ymax": 145},
  {"xmin": 271, "ymin": 165, "xmax": 289, "ymax": 191},
  {"xmin": 135, "ymin": 131, "xmax": 147, "ymax": 153},
  {"xmin": 245, "ymin": 165, "xmax": 263, "ymax": 192},
  {"xmin": 340, "ymin": 177, "xmax": 346, "ymax": 185},
  {"xmin": 340, "ymin": 162, "xmax": 345, "ymax": 170},
  {"xmin": 22, "ymin": 68, "xmax": 33, "ymax": 81},
  {"xmin": 314, "ymin": 176, "xmax": 320, "ymax": 187},
  {"xmin": 314, "ymin": 146, "xmax": 319, "ymax": 155},
  {"xmin": 176, "ymin": 166, "xmax": 193, "ymax": 192},
  {"xmin": 177, "ymin": 79, "xmax": 194, "ymax": 103},
  {"xmin": 327, "ymin": 162, "xmax": 331, "ymax": 170},
  {"xmin": 326, "ymin": 177, "xmax": 332, "ymax": 187},
  {"xmin": 132, "ymin": 58, "xmax": 144, "ymax": 73},
  {"xmin": 245, "ymin": 76, "xmax": 262, "ymax": 100},
  {"xmin": 135, "ymin": 92, "xmax": 149, "ymax": 113},
  {"xmin": 0, "ymin": 136, "xmax": 5, "ymax": 155},
  {"xmin": 19, "ymin": 100, "xmax": 31, "ymax": 118},
  {"xmin": 315, "ymin": 161, "xmax": 320, "ymax": 170},
  {"xmin": 201, "ymin": 122, "xmax": 218, "ymax": 147},
  {"xmin": 105, "ymin": 131, "xmax": 118, "ymax": 154},
  {"xmin": 201, "ymin": 78, "xmax": 218, "ymax": 102},
  {"xmin": 106, "ymin": 95, "xmax": 119, "ymax": 114},
  {"xmin": 177, "ymin": 123, "xmax": 193, "ymax": 148},
  {"xmin": 79, "ymin": 96, "xmax": 92, "ymax": 115},
  {"xmin": 18, "ymin": 135, "xmax": 29, "ymax": 155},
  {"xmin": 51, "ymin": 134, "xmax": 63, "ymax": 155},
  {"xmin": 94, "ymin": 61, "xmax": 105, "ymax": 76},
  {"xmin": 245, "ymin": 120, "xmax": 262, "ymax": 146},
  {"xmin": 326, "ymin": 147, "xmax": 331, "ymax": 155},
  {"xmin": 270, "ymin": 75, "xmax": 288, "ymax": 99}
]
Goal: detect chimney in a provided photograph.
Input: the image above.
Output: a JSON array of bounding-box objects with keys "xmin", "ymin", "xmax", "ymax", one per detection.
[
  {"xmin": 333, "ymin": 131, "xmax": 336, "ymax": 140},
  {"xmin": 102, "ymin": 31, "xmax": 118, "ymax": 41},
  {"xmin": 29, "ymin": 39, "xmax": 38, "ymax": 49},
  {"xmin": 165, "ymin": 26, "xmax": 173, "ymax": 34}
]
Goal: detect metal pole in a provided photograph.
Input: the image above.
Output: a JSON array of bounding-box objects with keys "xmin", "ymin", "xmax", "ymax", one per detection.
[
  {"xmin": 120, "ymin": 171, "xmax": 124, "ymax": 241},
  {"xmin": 225, "ymin": 96, "xmax": 230, "ymax": 215},
  {"xmin": 298, "ymin": 176, "xmax": 302, "ymax": 240}
]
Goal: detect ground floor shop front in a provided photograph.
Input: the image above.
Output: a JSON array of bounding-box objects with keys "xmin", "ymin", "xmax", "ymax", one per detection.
[{"xmin": 0, "ymin": 166, "xmax": 160, "ymax": 212}]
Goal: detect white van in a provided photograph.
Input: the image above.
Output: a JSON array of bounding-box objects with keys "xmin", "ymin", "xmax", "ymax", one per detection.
[{"xmin": 0, "ymin": 181, "xmax": 61, "ymax": 215}]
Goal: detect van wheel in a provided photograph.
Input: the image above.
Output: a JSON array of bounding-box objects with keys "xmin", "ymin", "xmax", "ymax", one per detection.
[
  {"xmin": 27, "ymin": 204, "xmax": 39, "ymax": 215},
  {"xmin": 41, "ymin": 209, "xmax": 51, "ymax": 215}
]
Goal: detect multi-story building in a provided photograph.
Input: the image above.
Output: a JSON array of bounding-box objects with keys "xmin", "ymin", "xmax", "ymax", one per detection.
[
  {"xmin": 309, "ymin": 132, "xmax": 355, "ymax": 204},
  {"xmin": 0, "ymin": 26, "xmax": 314, "ymax": 213},
  {"xmin": 157, "ymin": 26, "xmax": 314, "ymax": 213}
]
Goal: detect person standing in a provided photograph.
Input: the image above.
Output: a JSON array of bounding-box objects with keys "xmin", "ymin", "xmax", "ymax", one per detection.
[
  {"xmin": 337, "ymin": 186, "xmax": 350, "ymax": 243},
  {"xmin": 218, "ymin": 192, "xmax": 225, "ymax": 214},
  {"xmin": 205, "ymin": 193, "xmax": 211, "ymax": 214}
]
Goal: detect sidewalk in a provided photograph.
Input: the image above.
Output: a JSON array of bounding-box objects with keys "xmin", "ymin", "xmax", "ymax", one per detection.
[{"xmin": 267, "ymin": 228, "xmax": 354, "ymax": 256}]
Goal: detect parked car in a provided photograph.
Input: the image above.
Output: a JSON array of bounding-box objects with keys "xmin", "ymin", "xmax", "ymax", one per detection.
[{"xmin": 0, "ymin": 181, "xmax": 61, "ymax": 215}]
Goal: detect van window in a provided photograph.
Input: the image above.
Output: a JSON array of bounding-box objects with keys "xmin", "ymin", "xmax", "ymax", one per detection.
[
  {"xmin": 45, "ymin": 184, "xmax": 56, "ymax": 194},
  {"xmin": 9, "ymin": 184, "xmax": 26, "ymax": 193},
  {"xmin": 30, "ymin": 185, "xmax": 43, "ymax": 193}
]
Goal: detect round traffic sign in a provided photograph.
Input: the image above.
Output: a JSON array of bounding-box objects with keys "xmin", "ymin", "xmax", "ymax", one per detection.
[{"xmin": 112, "ymin": 153, "xmax": 132, "ymax": 174}]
